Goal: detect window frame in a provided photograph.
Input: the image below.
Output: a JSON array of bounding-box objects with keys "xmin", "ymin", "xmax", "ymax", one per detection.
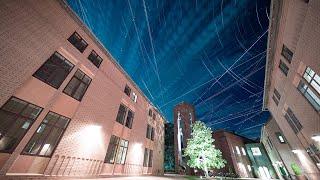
[
  {"xmin": 0, "ymin": 97, "xmax": 43, "ymax": 153},
  {"xmin": 279, "ymin": 60, "xmax": 289, "ymax": 76},
  {"xmin": 63, "ymin": 69, "xmax": 92, "ymax": 101},
  {"xmin": 284, "ymin": 107, "xmax": 303, "ymax": 134},
  {"xmin": 22, "ymin": 111, "xmax": 70, "ymax": 157},
  {"xmin": 33, "ymin": 52, "xmax": 74, "ymax": 89},
  {"xmin": 67, "ymin": 31, "xmax": 88, "ymax": 53},
  {"xmin": 104, "ymin": 135, "xmax": 129, "ymax": 164},
  {"xmin": 88, "ymin": 50, "xmax": 103, "ymax": 68},
  {"xmin": 124, "ymin": 85, "xmax": 131, "ymax": 97},
  {"xmin": 275, "ymin": 132, "xmax": 286, "ymax": 144},
  {"xmin": 115, "ymin": 139, "xmax": 129, "ymax": 164},
  {"xmin": 281, "ymin": 44, "xmax": 293, "ymax": 63},
  {"xmin": 125, "ymin": 109, "xmax": 134, "ymax": 129}
]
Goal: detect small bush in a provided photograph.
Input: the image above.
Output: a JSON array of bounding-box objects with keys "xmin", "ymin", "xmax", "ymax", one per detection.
[{"xmin": 291, "ymin": 163, "xmax": 302, "ymax": 176}]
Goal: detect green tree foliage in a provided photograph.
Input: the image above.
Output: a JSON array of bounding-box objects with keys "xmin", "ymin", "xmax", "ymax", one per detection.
[{"xmin": 184, "ymin": 121, "xmax": 226, "ymax": 176}]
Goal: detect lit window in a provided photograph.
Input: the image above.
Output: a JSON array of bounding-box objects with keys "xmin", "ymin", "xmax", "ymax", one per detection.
[
  {"xmin": 279, "ymin": 60, "xmax": 289, "ymax": 76},
  {"xmin": 247, "ymin": 165, "xmax": 252, "ymax": 172},
  {"xmin": 33, "ymin": 52, "xmax": 74, "ymax": 89},
  {"xmin": 146, "ymin": 124, "xmax": 154, "ymax": 141},
  {"xmin": 281, "ymin": 45, "xmax": 293, "ymax": 63},
  {"xmin": 0, "ymin": 97, "xmax": 42, "ymax": 153},
  {"xmin": 251, "ymin": 147, "xmax": 262, "ymax": 156},
  {"xmin": 67, "ymin": 32, "xmax": 88, "ymax": 53},
  {"xmin": 104, "ymin": 135, "xmax": 128, "ymax": 164},
  {"xmin": 23, "ymin": 112, "xmax": 70, "ymax": 157},
  {"xmin": 298, "ymin": 67, "xmax": 320, "ymax": 111},
  {"xmin": 132, "ymin": 92, "xmax": 138, "ymax": 103},
  {"xmin": 242, "ymin": 147, "xmax": 246, "ymax": 155},
  {"xmin": 284, "ymin": 107, "xmax": 303, "ymax": 134},
  {"xmin": 236, "ymin": 146, "xmax": 241, "ymax": 155},
  {"xmin": 88, "ymin": 50, "xmax": 103, "ymax": 68},
  {"xmin": 275, "ymin": 132, "xmax": 286, "ymax": 144},
  {"xmin": 63, "ymin": 69, "xmax": 92, "ymax": 101}
]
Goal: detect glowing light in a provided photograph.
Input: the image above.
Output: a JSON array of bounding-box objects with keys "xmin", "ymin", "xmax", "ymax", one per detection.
[
  {"xmin": 242, "ymin": 147, "xmax": 246, "ymax": 155},
  {"xmin": 236, "ymin": 146, "xmax": 241, "ymax": 155},
  {"xmin": 251, "ymin": 147, "xmax": 262, "ymax": 156},
  {"xmin": 131, "ymin": 143, "xmax": 143, "ymax": 163},
  {"xmin": 311, "ymin": 135, "xmax": 320, "ymax": 142},
  {"xmin": 292, "ymin": 149, "xmax": 300, "ymax": 154}
]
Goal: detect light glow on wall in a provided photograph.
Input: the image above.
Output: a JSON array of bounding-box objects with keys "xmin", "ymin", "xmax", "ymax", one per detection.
[
  {"xmin": 311, "ymin": 134, "xmax": 320, "ymax": 142},
  {"xmin": 131, "ymin": 143, "xmax": 143, "ymax": 164}
]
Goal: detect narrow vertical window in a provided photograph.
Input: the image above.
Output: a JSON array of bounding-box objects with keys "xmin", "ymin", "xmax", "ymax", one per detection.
[
  {"xmin": 272, "ymin": 88, "xmax": 281, "ymax": 106},
  {"xmin": 115, "ymin": 139, "xmax": 129, "ymax": 164},
  {"xmin": 88, "ymin": 50, "xmax": 103, "ymax": 68},
  {"xmin": 63, "ymin": 69, "xmax": 92, "ymax": 101},
  {"xmin": 151, "ymin": 127, "xmax": 154, "ymax": 141},
  {"xmin": 67, "ymin": 32, "xmax": 88, "ymax": 53},
  {"xmin": 116, "ymin": 104, "xmax": 127, "ymax": 125},
  {"xmin": 148, "ymin": 150, "xmax": 153, "ymax": 167},
  {"xmin": 124, "ymin": 85, "xmax": 131, "ymax": 97},
  {"xmin": 152, "ymin": 113, "xmax": 156, "ymax": 120},
  {"xmin": 148, "ymin": 109, "xmax": 153, "ymax": 117},
  {"xmin": 105, "ymin": 135, "xmax": 120, "ymax": 163},
  {"xmin": 23, "ymin": 112, "xmax": 70, "ymax": 157},
  {"xmin": 279, "ymin": 60, "xmax": 289, "ymax": 76},
  {"xmin": 33, "ymin": 52, "xmax": 74, "ymax": 89},
  {"xmin": 284, "ymin": 107, "xmax": 303, "ymax": 134},
  {"xmin": 125, "ymin": 110, "xmax": 134, "ymax": 129},
  {"xmin": 143, "ymin": 148, "xmax": 149, "ymax": 167},
  {"xmin": 0, "ymin": 97, "xmax": 42, "ymax": 153},
  {"xmin": 281, "ymin": 45, "xmax": 293, "ymax": 63}
]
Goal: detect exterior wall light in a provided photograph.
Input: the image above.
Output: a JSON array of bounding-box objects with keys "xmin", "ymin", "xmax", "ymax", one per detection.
[{"xmin": 311, "ymin": 134, "xmax": 320, "ymax": 142}]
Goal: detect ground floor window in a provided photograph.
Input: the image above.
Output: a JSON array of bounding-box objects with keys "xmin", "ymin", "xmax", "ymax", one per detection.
[
  {"xmin": 105, "ymin": 135, "xmax": 129, "ymax": 164},
  {"xmin": 143, "ymin": 148, "xmax": 153, "ymax": 167}
]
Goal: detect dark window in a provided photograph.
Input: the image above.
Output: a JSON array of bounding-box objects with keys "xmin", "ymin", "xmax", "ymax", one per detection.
[
  {"xmin": 272, "ymin": 88, "xmax": 281, "ymax": 106},
  {"xmin": 67, "ymin": 32, "xmax": 88, "ymax": 53},
  {"xmin": 279, "ymin": 60, "xmax": 289, "ymax": 76},
  {"xmin": 105, "ymin": 135, "xmax": 120, "ymax": 163},
  {"xmin": 0, "ymin": 97, "xmax": 42, "ymax": 153},
  {"xmin": 63, "ymin": 69, "xmax": 91, "ymax": 101},
  {"xmin": 116, "ymin": 104, "xmax": 127, "ymax": 125},
  {"xmin": 281, "ymin": 45, "xmax": 293, "ymax": 63},
  {"xmin": 152, "ymin": 113, "xmax": 156, "ymax": 120},
  {"xmin": 275, "ymin": 132, "xmax": 286, "ymax": 144},
  {"xmin": 151, "ymin": 127, "xmax": 154, "ymax": 141},
  {"xmin": 88, "ymin": 50, "xmax": 103, "ymax": 68},
  {"xmin": 33, "ymin": 52, "xmax": 74, "ymax": 89},
  {"xmin": 267, "ymin": 136, "xmax": 273, "ymax": 149},
  {"xmin": 284, "ymin": 107, "xmax": 303, "ymax": 134},
  {"xmin": 143, "ymin": 148, "xmax": 149, "ymax": 167},
  {"xmin": 104, "ymin": 135, "xmax": 128, "ymax": 164},
  {"xmin": 148, "ymin": 150, "xmax": 153, "ymax": 167},
  {"xmin": 115, "ymin": 139, "xmax": 129, "ymax": 164},
  {"xmin": 148, "ymin": 109, "xmax": 152, "ymax": 117},
  {"xmin": 23, "ymin": 112, "xmax": 70, "ymax": 157},
  {"xmin": 146, "ymin": 124, "xmax": 151, "ymax": 139},
  {"xmin": 125, "ymin": 110, "xmax": 134, "ymax": 129},
  {"xmin": 124, "ymin": 85, "xmax": 131, "ymax": 97}
]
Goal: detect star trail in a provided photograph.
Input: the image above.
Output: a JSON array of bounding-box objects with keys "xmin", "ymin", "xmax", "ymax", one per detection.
[{"xmin": 67, "ymin": 0, "xmax": 271, "ymax": 139}]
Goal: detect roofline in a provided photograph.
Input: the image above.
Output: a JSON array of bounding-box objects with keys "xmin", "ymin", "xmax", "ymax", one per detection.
[
  {"xmin": 213, "ymin": 129, "xmax": 256, "ymax": 142},
  {"xmin": 262, "ymin": 0, "xmax": 283, "ymax": 111},
  {"xmin": 58, "ymin": 0, "xmax": 166, "ymax": 121}
]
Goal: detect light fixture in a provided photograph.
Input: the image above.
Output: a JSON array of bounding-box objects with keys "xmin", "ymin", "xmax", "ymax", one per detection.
[{"xmin": 311, "ymin": 134, "xmax": 320, "ymax": 142}]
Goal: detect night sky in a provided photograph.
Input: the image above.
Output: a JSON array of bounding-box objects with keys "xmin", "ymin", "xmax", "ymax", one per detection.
[{"xmin": 67, "ymin": 0, "xmax": 271, "ymax": 139}]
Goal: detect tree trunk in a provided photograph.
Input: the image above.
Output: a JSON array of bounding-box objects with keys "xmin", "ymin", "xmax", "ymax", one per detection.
[{"xmin": 204, "ymin": 165, "xmax": 209, "ymax": 177}]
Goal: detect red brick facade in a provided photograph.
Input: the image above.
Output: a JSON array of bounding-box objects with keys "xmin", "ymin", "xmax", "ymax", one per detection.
[{"xmin": 0, "ymin": 0, "xmax": 164, "ymax": 178}]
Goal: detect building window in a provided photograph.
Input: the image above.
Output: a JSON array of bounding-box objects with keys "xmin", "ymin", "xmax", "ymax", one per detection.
[
  {"xmin": 23, "ymin": 112, "xmax": 70, "ymax": 157},
  {"xmin": 67, "ymin": 32, "xmax": 88, "ymax": 53},
  {"xmin": 251, "ymin": 147, "xmax": 262, "ymax": 156},
  {"xmin": 143, "ymin": 148, "xmax": 153, "ymax": 167},
  {"xmin": 88, "ymin": 50, "xmax": 103, "ymax": 68},
  {"xmin": 242, "ymin": 147, "xmax": 246, "ymax": 156},
  {"xmin": 0, "ymin": 97, "xmax": 42, "ymax": 153},
  {"xmin": 281, "ymin": 45, "xmax": 293, "ymax": 63},
  {"xmin": 298, "ymin": 67, "xmax": 320, "ymax": 111},
  {"xmin": 307, "ymin": 144, "xmax": 320, "ymax": 168},
  {"xmin": 148, "ymin": 109, "xmax": 153, "ymax": 117},
  {"xmin": 116, "ymin": 104, "xmax": 127, "ymax": 125},
  {"xmin": 267, "ymin": 136, "xmax": 273, "ymax": 149},
  {"xmin": 279, "ymin": 60, "xmax": 289, "ymax": 76},
  {"xmin": 275, "ymin": 132, "xmax": 286, "ymax": 144},
  {"xmin": 104, "ymin": 135, "xmax": 128, "ymax": 164},
  {"xmin": 63, "ymin": 69, "xmax": 92, "ymax": 101},
  {"xmin": 125, "ymin": 110, "xmax": 134, "ymax": 129},
  {"xmin": 115, "ymin": 139, "xmax": 129, "ymax": 164},
  {"xmin": 284, "ymin": 107, "xmax": 303, "ymax": 134},
  {"xmin": 131, "ymin": 92, "xmax": 138, "ymax": 103},
  {"xmin": 272, "ymin": 88, "xmax": 281, "ymax": 106},
  {"xmin": 146, "ymin": 124, "xmax": 154, "ymax": 141},
  {"xmin": 124, "ymin": 85, "xmax": 131, "ymax": 97},
  {"xmin": 235, "ymin": 146, "xmax": 241, "ymax": 155},
  {"xmin": 152, "ymin": 113, "xmax": 156, "ymax": 120},
  {"xmin": 33, "ymin": 52, "xmax": 74, "ymax": 89}
]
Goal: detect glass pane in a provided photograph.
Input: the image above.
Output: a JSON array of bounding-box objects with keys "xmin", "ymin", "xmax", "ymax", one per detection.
[
  {"xmin": 64, "ymin": 78, "xmax": 80, "ymax": 96},
  {"xmin": 0, "ymin": 110, "xmax": 17, "ymax": 133},
  {"xmin": 82, "ymin": 75, "xmax": 91, "ymax": 84},
  {"xmin": 116, "ymin": 147, "xmax": 124, "ymax": 163},
  {"xmin": 121, "ymin": 148, "xmax": 127, "ymax": 164},
  {"xmin": 311, "ymin": 80, "xmax": 320, "ymax": 94},
  {"xmin": 303, "ymin": 73, "xmax": 312, "ymax": 83},
  {"xmin": 44, "ymin": 112, "xmax": 59, "ymax": 125},
  {"xmin": 56, "ymin": 117, "xmax": 69, "ymax": 129},
  {"xmin": 74, "ymin": 70, "xmax": 84, "ymax": 79},
  {"xmin": 116, "ymin": 105, "xmax": 127, "ymax": 124},
  {"xmin": 0, "ymin": 136, "xmax": 16, "ymax": 151},
  {"xmin": 39, "ymin": 127, "xmax": 63, "ymax": 156},
  {"xmin": 24, "ymin": 123, "xmax": 52, "ymax": 155},
  {"xmin": 2, "ymin": 98, "xmax": 27, "ymax": 114},
  {"xmin": 21, "ymin": 104, "xmax": 41, "ymax": 119},
  {"xmin": 73, "ymin": 83, "xmax": 87, "ymax": 100},
  {"xmin": 314, "ymin": 74, "xmax": 320, "ymax": 84},
  {"xmin": 305, "ymin": 88, "xmax": 320, "ymax": 111}
]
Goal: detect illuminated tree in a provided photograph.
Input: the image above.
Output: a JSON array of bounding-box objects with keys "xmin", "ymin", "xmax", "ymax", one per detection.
[{"xmin": 184, "ymin": 121, "xmax": 226, "ymax": 177}]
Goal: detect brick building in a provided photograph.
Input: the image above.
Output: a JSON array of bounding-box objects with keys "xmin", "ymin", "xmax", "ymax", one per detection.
[
  {"xmin": 263, "ymin": 0, "xmax": 320, "ymax": 179},
  {"xmin": 0, "ymin": 0, "xmax": 165, "ymax": 178},
  {"xmin": 173, "ymin": 102, "xmax": 196, "ymax": 175},
  {"xmin": 212, "ymin": 130, "xmax": 254, "ymax": 178}
]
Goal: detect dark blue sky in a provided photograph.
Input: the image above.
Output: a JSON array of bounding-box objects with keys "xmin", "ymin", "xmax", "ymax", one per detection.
[{"xmin": 67, "ymin": 0, "xmax": 271, "ymax": 139}]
